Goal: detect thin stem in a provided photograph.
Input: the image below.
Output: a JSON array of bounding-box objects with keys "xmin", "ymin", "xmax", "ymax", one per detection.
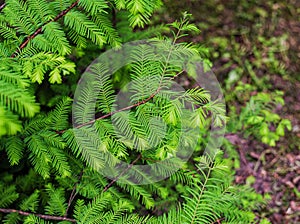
[
  {"xmin": 64, "ymin": 170, "xmax": 84, "ymax": 217},
  {"xmin": 0, "ymin": 208, "xmax": 76, "ymax": 222},
  {"xmin": 74, "ymin": 90, "xmax": 158, "ymax": 130},
  {"xmin": 190, "ymin": 163, "xmax": 213, "ymax": 224},
  {"xmin": 0, "ymin": 3, "xmax": 5, "ymax": 11},
  {"xmin": 102, "ymin": 154, "xmax": 142, "ymax": 192},
  {"xmin": 11, "ymin": 0, "xmax": 79, "ymax": 58},
  {"xmin": 211, "ymin": 217, "xmax": 225, "ymax": 224}
]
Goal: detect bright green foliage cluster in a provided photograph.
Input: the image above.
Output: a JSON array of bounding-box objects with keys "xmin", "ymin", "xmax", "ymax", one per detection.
[
  {"xmin": 227, "ymin": 85, "xmax": 292, "ymax": 146},
  {"xmin": 0, "ymin": 0, "xmax": 161, "ymax": 137},
  {"xmin": 0, "ymin": 0, "xmax": 264, "ymax": 223}
]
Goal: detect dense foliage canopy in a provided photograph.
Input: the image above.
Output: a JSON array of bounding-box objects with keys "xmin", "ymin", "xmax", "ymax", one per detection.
[{"xmin": 0, "ymin": 0, "xmax": 296, "ymax": 223}]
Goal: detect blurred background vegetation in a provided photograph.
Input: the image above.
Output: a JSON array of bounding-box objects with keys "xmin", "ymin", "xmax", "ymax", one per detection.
[{"xmin": 157, "ymin": 0, "xmax": 300, "ymax": 223}]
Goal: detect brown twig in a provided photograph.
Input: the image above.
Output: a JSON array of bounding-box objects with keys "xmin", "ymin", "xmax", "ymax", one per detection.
[
  {"xmin": 102, "ymin": 154, "xmax": 142, "ymax": 192},
  {"xmin": 56, "ymin": 92, "xmax": 157, "ymax": 134},
  {"xmin": 77, "ymin": 91, "xmax": 159, "ymax": 129},
  {"xmin": 11, "ymin": 0, "xmax": 79, "ymax": 58},
  {"xmin": 211, "ymin": 217, "xmax": 225, "ymax": 224},
  {"xmin": 0, "ymin": 3, "xmax": 5, "ymax": 11},
  {"xmin": 253, "ymin": 149, "xmax": 277, "ymax": 172},
  {"xmin": 0, "ymin": 208, "xmax": 76, "ymax": 222},
  {"xmin": 64, "ymin": 170, "xmax": 84, "ymax": 217}
]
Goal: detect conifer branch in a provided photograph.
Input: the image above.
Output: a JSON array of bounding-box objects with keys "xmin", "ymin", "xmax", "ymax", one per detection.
[
  {"xmin": 11, "ymin": 0, "xmax": 79, "ymax": 58},
  {"xmin": 74, "ymin": 90, "xmax": 160, "ymax": 130},
  {"xmin": 102, "ymin": 154, "xmax": 142, "ymax": 192},
  {"xmin": 56, "ymin": 89, "xmax": 159, "ymax": 135},
  {"xmin": 0, "ymin": 208, "xmax": 76, "ymax": 222},
  {"xmin": 59, "ymin": 70, "xmax": 185, "ymax": 134},
  {"xmin": 72, "ymin": 71, "xmax": 184, "ymax": 194}
]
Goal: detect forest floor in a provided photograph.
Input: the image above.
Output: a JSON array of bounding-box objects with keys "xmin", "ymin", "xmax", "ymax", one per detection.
[{"xmin": 162, "ymin": 0, "xmax": 300, "ymax": 223}]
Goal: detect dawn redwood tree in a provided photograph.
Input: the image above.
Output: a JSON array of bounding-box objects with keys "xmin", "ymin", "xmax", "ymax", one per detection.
[{"xmin": 0, "ymin": 0, "xmax": 263, "ymax": 223}]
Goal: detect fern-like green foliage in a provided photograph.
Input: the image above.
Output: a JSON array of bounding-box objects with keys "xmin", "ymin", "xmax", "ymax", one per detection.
[
  {"xmin": 0, "ymin": 0, "xmax": 164, "ymax": 137},
  {"xmin": 0, "ymin": 1, "xmax": 265, "ymax": 223},
  {"xmin": 0, "ymin": 151, "xmax": 263, "ymax": 223},
  {"xmin": 152, "ymin": 153, "xmax": 262, "ymax": 224}
]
